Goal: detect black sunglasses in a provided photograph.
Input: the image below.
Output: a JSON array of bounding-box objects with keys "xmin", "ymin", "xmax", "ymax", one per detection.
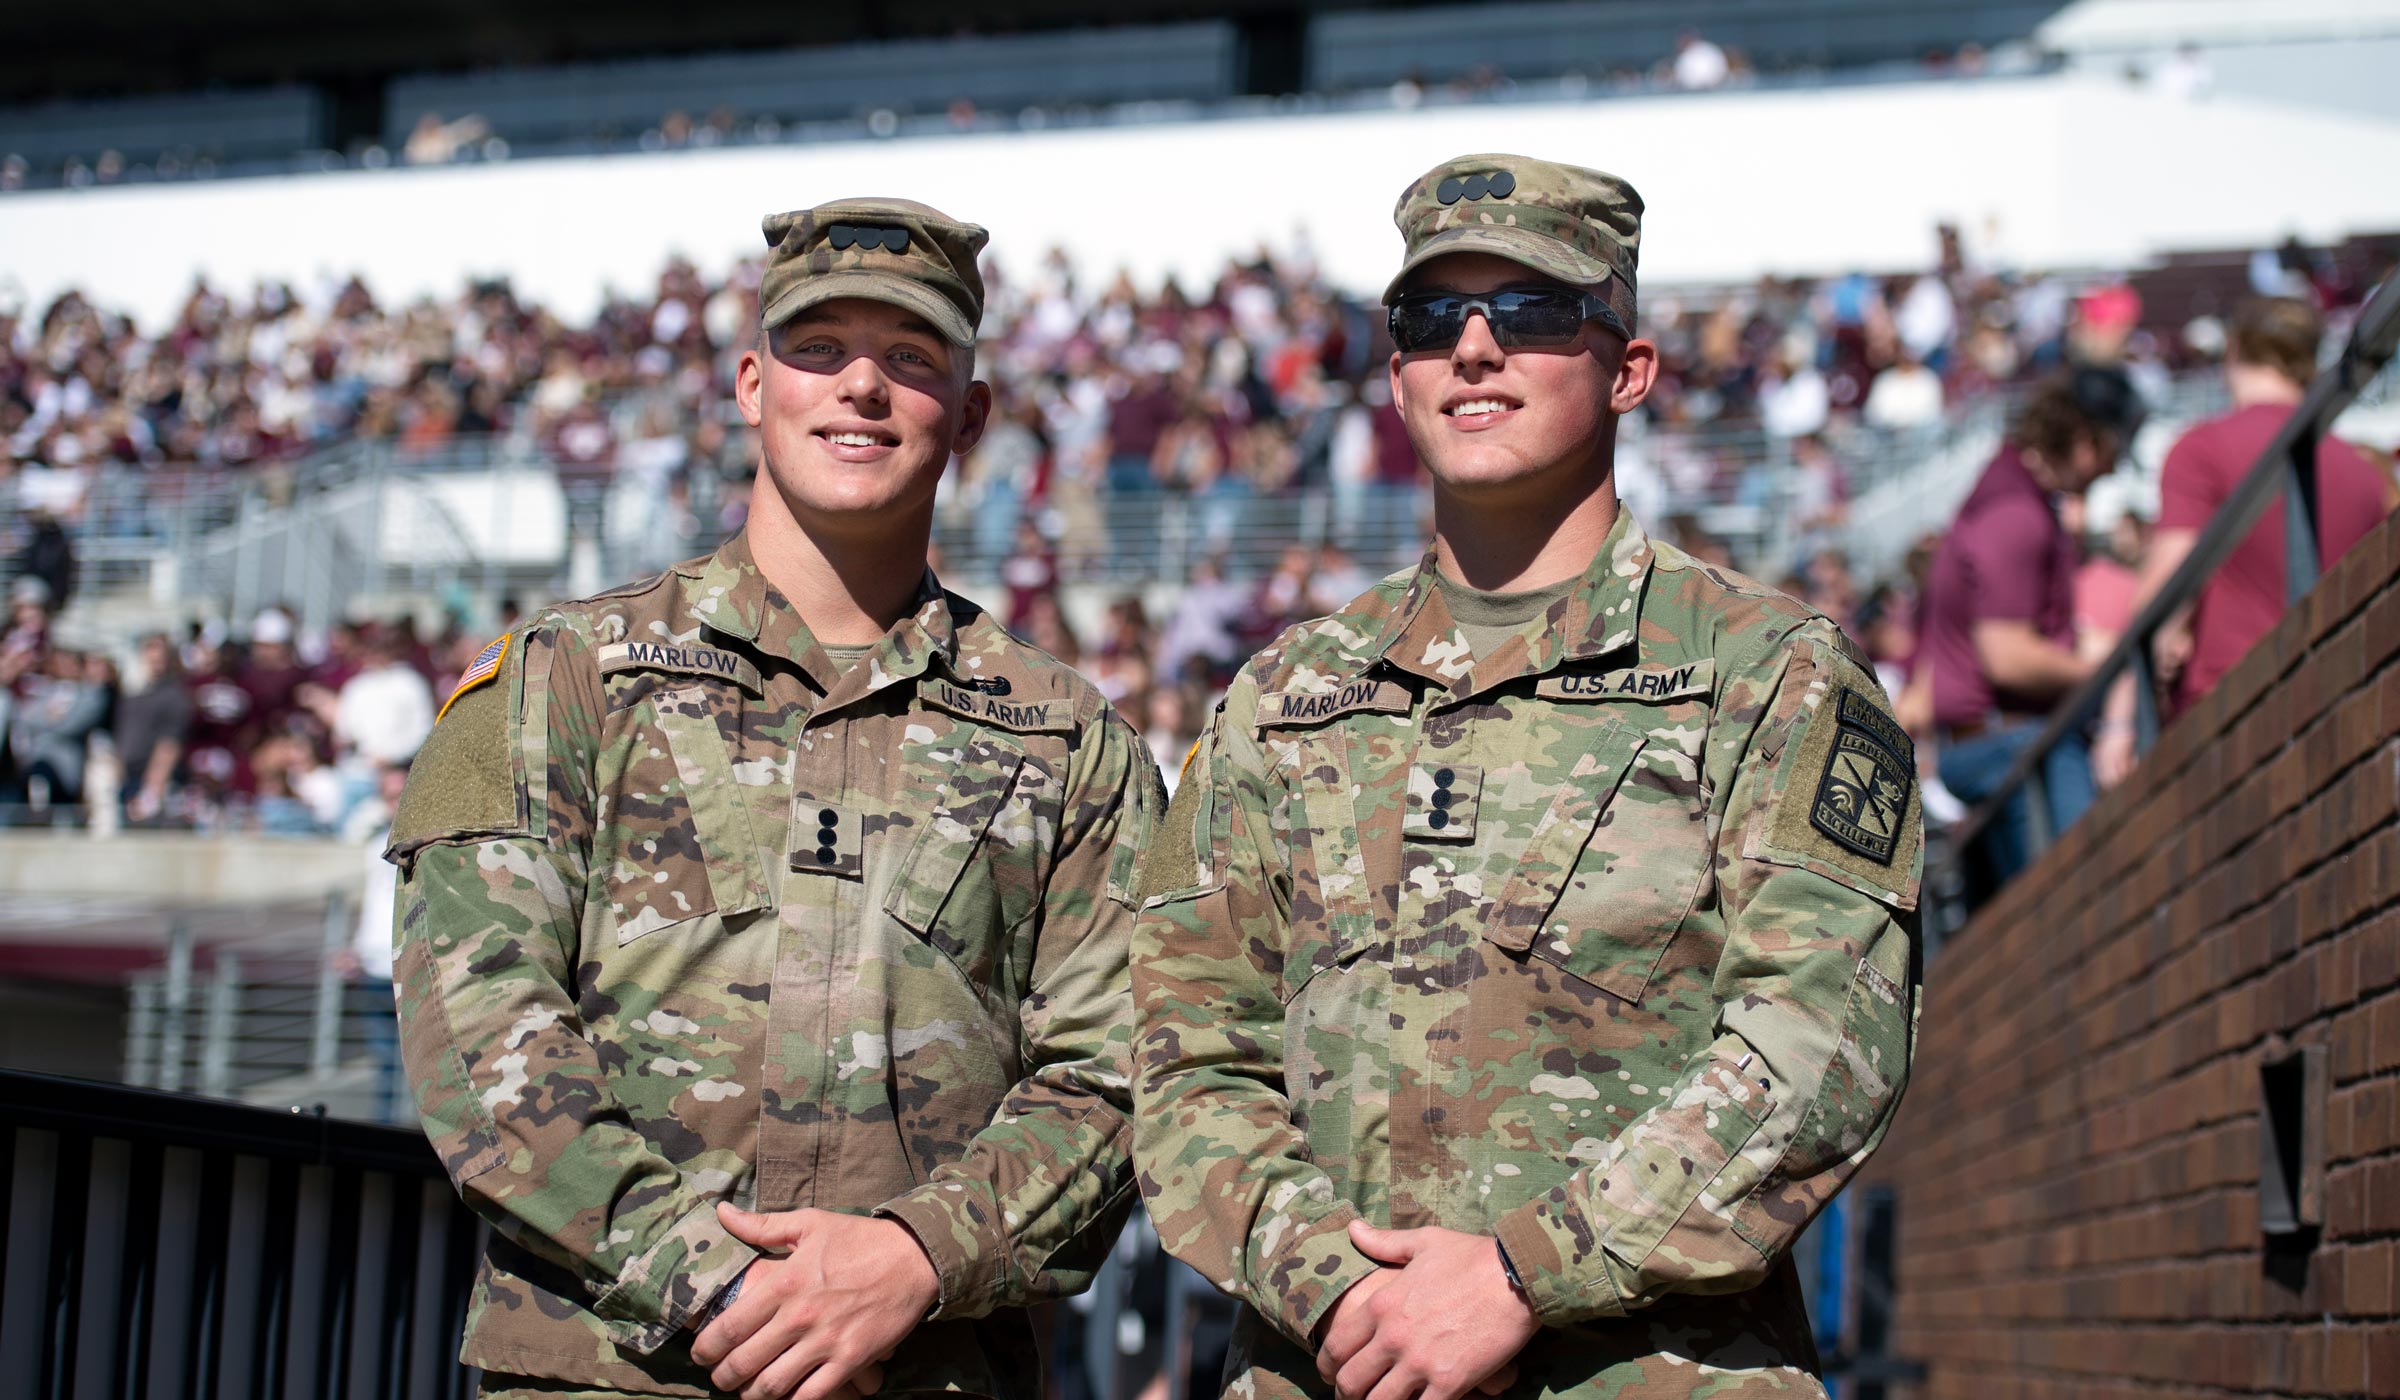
[{"xmin": 1387, "ymin": 285, "xmax": 1627, "ymax": 353}]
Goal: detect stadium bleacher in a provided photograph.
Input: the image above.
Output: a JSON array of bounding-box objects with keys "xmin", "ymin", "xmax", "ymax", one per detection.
[
  {"xmin": 380, "ymin": 23, "xmax": 1244, "ymax": 152},
  {"xmin": 1305, "ymin": 0, "xmax": 2068, "ymax": 91},
  {"xmin": 0, "ymin": 86, "xmax": 328, "ymax": 185},
  {"xmin": 0, "ymin": 0, "xmax": 2076, "ymax": 190}
]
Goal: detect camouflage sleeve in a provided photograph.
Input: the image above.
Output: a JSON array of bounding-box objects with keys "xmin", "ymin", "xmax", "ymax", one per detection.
[
  {"xmin": 1130, "ymin": 677, "xmax": 1381, "ymax": 1348},
  {"xmin": 388, "ymin": 619, "xmax": 759, "ymax": 1355},
  {"xmin": 874, "ymin": 708, "xmax": 1161, "ymax": 1321},
  {"xmin": 1492, "ymin": 620, "xmax": 1922, "ymax": 1324}
]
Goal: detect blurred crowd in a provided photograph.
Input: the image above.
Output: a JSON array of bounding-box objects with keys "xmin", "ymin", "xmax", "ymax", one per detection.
[
  {"xmin": 4, "ymin": 227, "xmax": 2393, "ymax": 841},
  {"xmin": 1913, "ymin": 292, "xmax": 2398, "ymax": 904},
  {"xmin": 3, "ymin": 214, "xmax": 2265, "ymax": 558},
  {"xmin": 0, "ymin": 582, "xmax": 515, "ymax": 834}
]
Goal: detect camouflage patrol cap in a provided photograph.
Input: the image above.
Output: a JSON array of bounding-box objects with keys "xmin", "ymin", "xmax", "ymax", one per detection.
[
  {"xmin": 1384, "ymin": 154, "xmax": 1643, "ymax": 332},
  {"xmin": 759, "ymin": 197, "xmax": 987, "ymax": 347}
]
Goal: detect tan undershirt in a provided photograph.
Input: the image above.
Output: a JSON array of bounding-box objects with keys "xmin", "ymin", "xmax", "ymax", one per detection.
[{"xmin": 1436, "ymin": 569, "xmax": 1582, "ymax": 661}]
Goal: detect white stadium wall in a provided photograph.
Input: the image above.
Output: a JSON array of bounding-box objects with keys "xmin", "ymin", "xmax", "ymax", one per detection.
[{"xmin": 4, "ymin": 70, "xmax": 2400, "ymax": 330}]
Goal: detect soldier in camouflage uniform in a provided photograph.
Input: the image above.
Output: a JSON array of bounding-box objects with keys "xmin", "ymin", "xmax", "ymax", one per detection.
[
  {"xmin": 390, "ymin": 198, "xmax": 1163, "ymax": 1400},
  {"xmin": 1131, "ymin": 155, "xmax": 1923, "ymax": 1400}
]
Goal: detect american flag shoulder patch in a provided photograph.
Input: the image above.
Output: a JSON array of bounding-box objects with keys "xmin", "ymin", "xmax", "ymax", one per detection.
[{"xmin": 438, "ymin": 635, "xmax": 509, "ymax": 722}]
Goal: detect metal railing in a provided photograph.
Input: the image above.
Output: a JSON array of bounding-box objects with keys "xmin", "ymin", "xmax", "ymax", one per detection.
[
  {"xmin": 0, "ymin": 1068, "xmax": 481, "ymax": 1399},
  {"xmin": 1938, "ymin": 270, "xmax": 2400, "ymax": 920},
  {"xmin": 39, "ymin": 380, "xmax": 2079, "ymax": 641},
  {"xmin": 123, "ymin": 889, "xmax": 413, "ymax": 1125}
]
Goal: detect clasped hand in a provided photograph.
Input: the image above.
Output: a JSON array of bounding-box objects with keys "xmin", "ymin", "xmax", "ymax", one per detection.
[
  {"xmin": 688, "ymin": 1203, "xmax": 940, "ymax": 1400},
  {"xmin": 1314, "ymin": 1220, "xmax": 1540, "ymax": 1400}
]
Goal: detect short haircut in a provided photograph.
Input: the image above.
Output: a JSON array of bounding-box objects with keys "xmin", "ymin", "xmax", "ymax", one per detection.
[
  {"xmin": 2229, "ymin": 297, "xmax": 2322, "ymax": 386},
  {"xmin": 2014, "ymin": 370, "xmax": 2115, "ymax": 465}
]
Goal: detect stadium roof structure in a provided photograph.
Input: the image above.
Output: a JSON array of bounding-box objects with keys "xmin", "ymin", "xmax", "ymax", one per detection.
[{"xmin": 5, "ymin": 0, "xmax": 1307, "ymax": 108}]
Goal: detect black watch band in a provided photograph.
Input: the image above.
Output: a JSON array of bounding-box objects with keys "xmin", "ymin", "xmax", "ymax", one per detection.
[
  {"xmin": 1495, "ymin": 1238, "xmax": 1527, "ymax": 1294},
  {"xmin": 701, "ymin": 1265, "xmax": 749, "ymax": 1326}
]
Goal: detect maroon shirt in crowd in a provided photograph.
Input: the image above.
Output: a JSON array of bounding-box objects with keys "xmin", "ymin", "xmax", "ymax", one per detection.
[
  {"xmin": 1923, "ymin": 443, "xmax": 2081, "ymax": 728},
  {"xmin": 235, "ymin": 656, "xmax": 309, "ymax": 739},
  {"xmin": 1371, "ymin": 400, "xmax": 1419, "ymax": 483},
  {"xmin": 1106, "ymin": 379, "xmax": 1180, "ymax": 464},
  {"xmin": 2157, "ymin": 403, "xmax": 2393, "ymax": 709}
]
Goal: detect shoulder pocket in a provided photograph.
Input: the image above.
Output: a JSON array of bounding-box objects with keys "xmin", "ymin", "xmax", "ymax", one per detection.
[
  {"xmin": 1748, "ymin": 681, "xmax": 1921, "ymax": 910},
  {"xmin": 604, "ymin": 684, "xmax": 774, "ymax": 944},
  {"xmin": 1485, "ymin": 718, "xmax": 1713, "ymax": 1002},
  {"xmin": 387, "ymin": 633, "xmax": 531, "ymax": 862},
  {"xmin": 1138, "ymin": 751, "xmax": 1220, "ymax": 908},
  {"xmin": 885, "ymin": 731, "xmax": 1056, "ymax": 991}
]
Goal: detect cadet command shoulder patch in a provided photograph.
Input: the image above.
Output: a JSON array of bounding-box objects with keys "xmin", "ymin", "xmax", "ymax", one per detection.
[
  {"xmin": 1808, "ymin": 690, "xmax": 1911, "ymax": 865},
  {"xmin": 438, "ymin": 635, "xmax": 508, "ymax": 722}
]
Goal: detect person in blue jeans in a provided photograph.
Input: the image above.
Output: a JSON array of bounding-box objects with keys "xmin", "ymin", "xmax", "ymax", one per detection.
[
  {"xmin": 1919, "ymin": 366, "xmax": 2141, "ymax": 901},
  {"xmin": 1937, "ymin": 720, "xmax": 2096, "ymax": 896}
]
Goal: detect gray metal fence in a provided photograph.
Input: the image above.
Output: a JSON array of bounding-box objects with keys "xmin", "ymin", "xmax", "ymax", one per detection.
[
  {"xmin": 122, "ymin": 890, "xmax": 412, "ymax": 1127},
  {"xmin": 36, "ymin": 383, "xmax": 2046, "ymax": 641},
  {"xmin": 0, "ymin": 1068, "xmax": 482, "ymax": 1399}
]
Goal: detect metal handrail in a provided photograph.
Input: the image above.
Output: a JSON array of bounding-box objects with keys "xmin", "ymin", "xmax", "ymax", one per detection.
[
  {"xmin": 1942, "ymin": 270, "xmax": 2400, "ymax": 870},
  {"xmin": 0, "ymin": 1067, "xmax": 478, "ymax": 1399},
  {"xmin": 2, "ymin": 1067, "xmax": 432, "ymax": 1174}
]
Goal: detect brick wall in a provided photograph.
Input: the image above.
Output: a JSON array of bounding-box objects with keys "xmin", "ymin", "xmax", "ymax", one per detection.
[{"xmin": 1873, "ymin": 508, "xmax": 2400, "ymax": 1396}]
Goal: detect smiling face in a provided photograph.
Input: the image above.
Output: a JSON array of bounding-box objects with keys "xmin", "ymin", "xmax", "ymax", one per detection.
[
  {"xmin": 735, "ymin": 298, "xmax": 990, "ymax": 538},
  {"xmin": 1388, "ymin": 252, "xmax": 1657, "ymax": 509}
]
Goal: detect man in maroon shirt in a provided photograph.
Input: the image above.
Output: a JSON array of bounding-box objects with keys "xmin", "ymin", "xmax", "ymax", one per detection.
[
  {"xmin": 1923, "ymin": 366, "xmax": 2142, "ymax": 895},
  {"xmin": 2092, "ymin": 299, "xmax": 2395, "ymax": 785}
]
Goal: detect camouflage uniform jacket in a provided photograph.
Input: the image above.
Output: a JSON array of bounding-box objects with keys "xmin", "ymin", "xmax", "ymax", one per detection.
[
  {"xmin": 1132, "ymin": 511, "xmax": 1922, "ymax": 1398},
  {"xmin": 389, "ymin": 530, "xmax": 1162, "ymax": 1397}
]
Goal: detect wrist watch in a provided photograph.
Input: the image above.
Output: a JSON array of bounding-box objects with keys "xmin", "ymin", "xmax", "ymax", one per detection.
[
  {"xmin": 1495, "ymin": 1239, "xmax": 1528, "ymax": 1296},
  {"xmin": 701, "ymin": 1264, "xmax": 749, "ymax": 1326}
]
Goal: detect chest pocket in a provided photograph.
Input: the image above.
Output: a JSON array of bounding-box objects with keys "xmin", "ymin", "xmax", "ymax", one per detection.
[
  {"xmin": 1485, "ymin": 711, "xmax": 1715, "ymax": 1003},
  {"xmin": 885, "ymin": 731, "xmax": 1059, "ymax": 995},
  {"xmin": 1258, "ymin": 725, "xmax": 1382, "ymax": 1001},
  {"xmin": 604, "ymin": 683, "xmax": 776, "ymax": 944}
]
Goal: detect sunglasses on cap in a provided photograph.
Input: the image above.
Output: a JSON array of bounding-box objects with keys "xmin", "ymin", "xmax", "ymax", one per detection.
[
  {"xmin": 827, "ymin": 222, "xmax": 910, "ymax": 253},
  {"xmin": 1387, "ymin": 285, "xmax": 1628, "ymax": 354}
]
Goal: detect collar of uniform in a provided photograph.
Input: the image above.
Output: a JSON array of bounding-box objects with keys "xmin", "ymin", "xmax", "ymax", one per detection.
[
  {"xmin": 680, "ymin": 530, "xmax": 838, "ymax": 686},
  {"xmin": 1354, "ymin": 508, "xmax": 1654, "ymax": 692},
  {"xmin": 682, "ymin": 530, "xmax": 772, "ymax": 645},
  {"xmin": 1548, "ymin": 508, "xmax": 1653, "ymax": 666},
  {"xmin": 877, "ymin": 572, "xmax": 959, "ymax": 684},
  {"xmin": 799, "ymin": 568, "xmax": 954, "ymax": 721},
  {"xmin": 679, "ymin": 531, "xmax": 950, "ymax": 697},
  {"xmin": 923, "ymin": 597, "xmax": 1035, "ymax": 695}
]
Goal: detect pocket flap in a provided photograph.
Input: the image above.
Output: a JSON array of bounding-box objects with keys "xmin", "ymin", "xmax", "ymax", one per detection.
[
  {"xmin": 885, "ymin": 731, "xmax": 1032, "ymax": 939},
  {"xmin": 1484, "ymin": 725, "xmax": 1646, "ymax": 956},
  {"xmin": 622, "ymin": 692, "xmax": 774, "ymax": 938}
]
